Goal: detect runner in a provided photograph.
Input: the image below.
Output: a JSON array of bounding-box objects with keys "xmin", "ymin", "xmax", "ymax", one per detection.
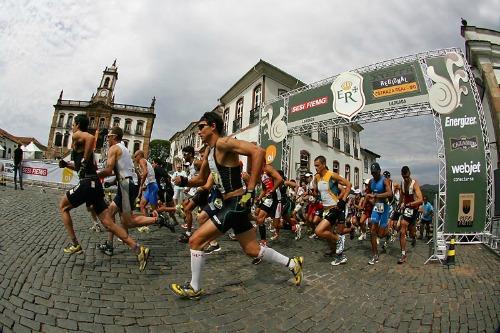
[
  {"xmin": 58, "ymin": 116, "xmax": 149, "ymax": 271},
  {"xmin": 169, "ymin": 112, "xmax": 303, "ymax": 299},
  {"xmin": 311, "ymin": 156, "xmax": 351, "ymax": 265},
  {"xmin": 366, "ymin": 162, "xmax": 393, "ymax": 265},
  {"xmin": 358, "ymin": 179, "xmax": 373, "ymax": 241},
  {"xmin": 134, "ymin": 150, "xmax": 159, "ymax": 217},
  {"xmin": 397, "ymin": 165, "xmax": 423, "ymax": 264},
  {"xmin": 96, "ymin": 127, "xmax": 169, "ymax": 258}
]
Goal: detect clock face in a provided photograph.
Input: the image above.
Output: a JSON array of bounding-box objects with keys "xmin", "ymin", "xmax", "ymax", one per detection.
[{"xmin": 100, "ymin": 90, "xmax": 107, "ymax": 97}]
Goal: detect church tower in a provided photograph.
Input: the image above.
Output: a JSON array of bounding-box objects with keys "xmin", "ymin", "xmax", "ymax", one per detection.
[{"xmin": 92, "ymin": 59, "xmax": 118, "ymax": 104}]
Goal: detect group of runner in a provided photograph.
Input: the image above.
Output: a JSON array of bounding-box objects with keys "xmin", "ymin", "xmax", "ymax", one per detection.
[{"xmin": 57, "ymin": 112, "xmax": 432, "ymax": 300}]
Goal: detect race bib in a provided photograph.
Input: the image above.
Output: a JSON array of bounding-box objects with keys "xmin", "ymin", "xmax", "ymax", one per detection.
[
  {"xmin": 214, "ymin": 198, "xmax": 223, "ymax": 210},
  {"xmin": 374, "ymin": 202, "xmax": 384, "ymax": 213},
  {"xmin": 403, "ymin": 207, "xmax": 414, "ymax": 218},
  {"xmin": 263, "ymin": 197, "xmax": 273, "ymax": 208}
]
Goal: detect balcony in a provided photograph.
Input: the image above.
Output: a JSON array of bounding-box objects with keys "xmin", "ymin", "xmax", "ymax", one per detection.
[
  {"xmin": 333, "ymin": 137, "xmax": 340, "ymax": 149},
  {"xmin": 249, "ymin": 107, "xmax": 260, "ymax": 125},
  {"xmin": 344, "ymin": 143, "xmax": 351, "ymax": 155},
  {"xmin": 135, "ymin": 129, "xmax": 143, "ymax": 135},
  {"xmin": 232, "ymin": 118, "xmax": 242, "ymax": 133}
]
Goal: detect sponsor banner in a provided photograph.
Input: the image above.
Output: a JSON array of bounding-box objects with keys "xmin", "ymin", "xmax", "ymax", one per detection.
[
  {"xmin": 259, "ymin": 100, "xmax": 286, "ymax": 170},
  {"xmin": 0, "ymin": 159, "xmax": 79, "ymax": 186},
  {"xmin": 427, "ymin": 53, "xmax": 487, "ymax": 233},
  {"xmin": 287, "ymin": 61, "xmax": 428, "ymax": 128}
]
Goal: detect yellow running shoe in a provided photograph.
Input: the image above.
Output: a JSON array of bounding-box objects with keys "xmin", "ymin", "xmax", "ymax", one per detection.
[
  {"xmin": 169, "ymin": 283, "xmax": 204, "ymax": 300},
  {"xmin": 63, "ymin": 244, "xmax": 82, "ymax": 254},
  {"xmin": 290, "ymin": 256, "xmax": 304, "ymax": 286},
  {"xmin": 137, "ymin": 246, "xmax": 150, "ymax": 271}
]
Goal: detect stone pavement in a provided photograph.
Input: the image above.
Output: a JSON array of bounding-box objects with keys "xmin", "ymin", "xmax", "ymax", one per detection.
[{"xmin": 0, "ymin": 185, "xmax": 499, "ymax": 333}]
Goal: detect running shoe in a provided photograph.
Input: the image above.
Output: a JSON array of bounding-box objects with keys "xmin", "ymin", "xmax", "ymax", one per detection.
[
  {"xmin": 358, "ymin": 233, "xmax": 366, "ymax": 241},
  {"xmin": 295, "ymin": 224, "xmax": 302, "ymax": 240},
  {"xmin": 308, "ymin": 233, "xmax": 318, "ymax": 239},
  {"xmin": 331, "ymin": 254, "xmax": 347, "ymax": 266},
  {"xmin": 289, "ymin": 256, "xmax": 304, "ymax": 286},
  {"xmin": 178, "ymin": 232, "xmax": 191, "ymax": 243},
  {"xmin": 270, "ymin": 233, "xmax": 279, "ymax": 241},
  {"xmin": 137, "ymin": 226, "xmax": 150, "ymax": 233},
  {"xmin": 228, "ymin": 232, "xmax": 237, "ymax": 241},
  {"xmin": 137, "ymin": 246, "xmax": 150, "ymax": 271},
  {"xmin": 63, "ymin": 244, "xmax": 82, "ymax": 254},
  {"xmin": 336, "ymin": 235, "xmax": 345, "ymax": 254},
  {"xmin": 368, "ymin": 255, "xmax": 379, "ymax": 265},
  {"xmin": 169, "ymin": 283, "xmax": 204, "ymax": 300},
  {"xmin": 89, "ymin": 222, "xmax": 102, "ymax": 232},
  {"xmin": 204, "ymin": 243, "xmax": 221, "ymax": 254},
  {"xmin": 251, "ymin": 257, "xmax": 262, "ymax": 265},
  {"xmin": 97, "ymin": 242, "xmax": 113, "ymax": 256},
  {"xmin": 175, "ymin": 204, "xmax": 185, "ymax": 218},
  {"xmin": 181, "ymin": 223, "xmax": 189, "ymax": 229},
  {"xmin": 381, "ymin": 241, "xmax": 387, "ymax": 253},
  {"xmin": 397, "ymin": 254, "xmax": 407, "ymax": 264}
]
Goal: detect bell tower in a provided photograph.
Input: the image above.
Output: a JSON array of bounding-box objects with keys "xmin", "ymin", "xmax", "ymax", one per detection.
[{"xmin": 93, "ymin": 59, "xmax": 118, "ymax": 104}]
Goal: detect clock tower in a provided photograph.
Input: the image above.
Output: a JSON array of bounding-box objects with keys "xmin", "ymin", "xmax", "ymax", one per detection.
[{"xmin": 92, "ymin": 59, "xmax": 118, "ymax": 104}]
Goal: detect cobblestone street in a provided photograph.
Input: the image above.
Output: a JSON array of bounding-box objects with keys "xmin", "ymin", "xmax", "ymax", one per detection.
[{"xmin": 0, "ymin": 185, "xmax": 499, "ymax": 332}]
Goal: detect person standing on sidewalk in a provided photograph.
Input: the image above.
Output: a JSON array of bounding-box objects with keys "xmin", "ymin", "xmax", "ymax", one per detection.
[{"xmin": 13, "ymin": 144, "xmax": 23, "ymax": 190}]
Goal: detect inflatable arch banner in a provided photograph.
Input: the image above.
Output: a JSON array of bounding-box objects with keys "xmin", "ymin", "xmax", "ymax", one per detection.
[{"xmin": 259, "ymin": 49, "xmax": 490, "ymax": 234}]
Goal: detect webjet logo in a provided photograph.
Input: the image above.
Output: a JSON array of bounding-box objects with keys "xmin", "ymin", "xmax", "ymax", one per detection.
[{"xmin": 450, "ymin": 161, "xmax": 481, "ymax": 176}]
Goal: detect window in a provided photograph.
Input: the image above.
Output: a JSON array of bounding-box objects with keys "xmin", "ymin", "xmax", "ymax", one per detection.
[
  {"xmin": 123, "ymin": 140, "xmax": 129, "ymax": 148},
  {"xmin": 136, "ymin": 121, "xmax": 144, "ymax": 135},
  {"xmin": 98, "ymin": 118, "xmax": 106, "ymax": 129},
  {"xmin": 113, "ymin": 117, "xmax": 120, "ymax": 127},
  {"xmin": 125, "ymin": 119, "xmax": 132, "ymax": 133},
  {"xmin": 236, "ymin": 98, "xmax": 243, "ymax": 119},
  {"xmin": 223, "ymin": 108, "xmax": 229, "ymax": 134},
  {"xmin": 63, "ymin": 131, "xmax": 70, "ymax": 148},
  {"xmin": 66, "ymin": 114, "xmax": 74, "ymax": 129},
  {"xmin": 253, "ymin": 85, "xmax": 262, "ymax": 108},
  {"xmin": 300, "ymin": 150, "xmax": 310, "ymax": 170},
  {"xmin": 354, "ymin": 167, "xmax": 359, "ymax": 188},
  {"xmin": 345, "ymin": 164, "xmax": 351, "ymax": 181},
  {"xmin": 319, "ymin": 131, "xmax": 328, "ymax": 145},
  {"xmin": 364, "ymin": 158, "xmax": 369, "ymax": 173},
  {"xmin": 343, "ymin": 127, "xmax": 350, "ymax": 154},
  {"xmin": 89, "ymin": 117, "xmax": 96, "ymax": 129},
  {"xmin": 57, "ymin": 114, "xmax": 65, "ymax": 127},
  {"xmin": 104, "ymin": 77, "xmax": 110, "ymax": 88},
  {"xmin": 54, "ymin": 132, "xmax": 63, "ymax": 147},
  {"xmin": 332, "ymin": 128, "xmax": 340, "ymax": 149},
  {"xmin": 133, "ymin": 141, "xmax": 141, "ymax": 153},
  {"xmin": 332, "ymin": 160, "xmax": 339, "ymax": 173},
  {"xmin": 353, "ymin": 132, "xmax": 358, "ymax": 158},
  {"xmin": 278, "ymin": 89, "xmax": 287, "ymax": 97}
]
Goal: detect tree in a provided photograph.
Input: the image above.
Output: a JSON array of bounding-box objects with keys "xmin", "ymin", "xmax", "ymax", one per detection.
[{"xmin": 149, "ymin": 139, "xmax": 170, "ymax": 164}]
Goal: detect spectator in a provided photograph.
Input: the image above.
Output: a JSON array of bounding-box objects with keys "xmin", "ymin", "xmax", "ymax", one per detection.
[{"xmin": 13, "ymin": 144, "xmax": 23, "ymax": 190}]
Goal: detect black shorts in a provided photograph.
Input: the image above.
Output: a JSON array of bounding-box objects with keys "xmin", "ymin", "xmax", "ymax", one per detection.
[
  {"xmin": 113, "ymin": 178, "xmax": 138, "ymax": 213},
  {"xmin": 259, "ymin": 193, "xmax": 278, "ymax": 216},
  {"xmin": 211, "ymin": 196, "xmax": 253, "ymax": 235},
  {"xmin": 421, "ymin": 218, "xmax": 432, "ymax": 224},
  {"xmin": 66, "ymin": 178, "xmax": 107, "ymax": 215},
  {"xmin": 192, "ymin": 189, "xmax": 209, "ymax": 208},
  {"xmin": 401, "ymin": 208, "xmax": 419, "ymax": 224},
  {"xmin": 324, "ymin": 207, "xmax": 344, "ymax": 225}
]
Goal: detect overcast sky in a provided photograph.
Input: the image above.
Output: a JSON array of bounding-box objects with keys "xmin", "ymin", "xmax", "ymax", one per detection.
[{"xmin": 1, "ymin": 0, "xmax": 498, "ymax": 184}]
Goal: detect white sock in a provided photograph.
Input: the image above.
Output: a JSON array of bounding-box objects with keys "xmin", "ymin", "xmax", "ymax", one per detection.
[
  {"xmin": 190, "ymin": 249, "xmax": 205, "ymax": 291},
  {"xmin": 258, "ymin": 245, "xmax": 291, "ymax": 268},
  {"xmin": 402, "ymin": 250, "xmax": 406, "ymax": 255}
]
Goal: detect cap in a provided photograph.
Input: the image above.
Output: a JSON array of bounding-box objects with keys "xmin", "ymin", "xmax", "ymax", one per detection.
[
  {"xmin": 364, "ymin": 178, "xmax": 370, "ymax": 185},
  {"xmin": 305, "ymin": 172, "xmax": 313, "ymax": 177},
  {"xmin": 370, "ymin": 162, "xmax": 381, "ymax": 173},
  {"xmin": 354, "ymin": 189, "xmax": 361, "ymax": 194},
  {"xmin": 383, "ymin": 170, "xmax": 391, "ymax": 177}
]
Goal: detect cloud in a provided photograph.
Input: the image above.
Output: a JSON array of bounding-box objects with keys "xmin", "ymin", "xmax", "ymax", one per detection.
[{"xmin": 0, "ymin": 0, "xmax": 497, "ymax": 184}]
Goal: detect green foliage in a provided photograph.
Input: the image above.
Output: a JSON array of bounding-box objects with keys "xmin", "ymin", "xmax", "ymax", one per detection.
[{"xmin": 149, "ymin": 139, "xmax": 170, "ymax": 163}]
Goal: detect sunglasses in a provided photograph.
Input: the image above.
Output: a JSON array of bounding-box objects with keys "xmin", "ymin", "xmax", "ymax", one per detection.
[{"xmin": 198, "ymin": 123, "xmax": 209, "ymax": 131}]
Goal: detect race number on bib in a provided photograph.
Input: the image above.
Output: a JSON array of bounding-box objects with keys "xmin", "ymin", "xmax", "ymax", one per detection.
[
  {"xmin": 263, "ymin": 197, "xmax": 273, "ymax": 208},
  {"xmin": 403, "ymin": 207, "xmax": 414, "ymax": 218},
  {"xmin": 374, "ymin": 202, "xmax": 385, "ymax": 213}
]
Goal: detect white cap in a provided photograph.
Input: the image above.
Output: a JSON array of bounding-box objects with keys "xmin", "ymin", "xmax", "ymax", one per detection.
[
  {"xmin": 354, "ymin": 189, "xmax": 361, "ymax": 194},
  {"xmin": 364, "ymin": 178, "xmax": 370, "ymax": 185}
]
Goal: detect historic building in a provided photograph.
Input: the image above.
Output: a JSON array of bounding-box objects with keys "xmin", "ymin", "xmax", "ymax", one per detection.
[
  {"xmin": 169, "ymin": 60, "xmax": 379, "ymax": 188},
  {"xmin": 1, "ymin": 128, "xmax": 47, "ymax": 160},
  {"xmin": 46, "ymin": 61, "xmax": 156, "ymax": 160}
]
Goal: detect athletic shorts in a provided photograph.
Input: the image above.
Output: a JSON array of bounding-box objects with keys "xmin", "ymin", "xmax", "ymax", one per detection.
[
  {"xmin": 324, "ymin": 207, "xmax": 344, "ymax": 225},
  {"xmin": 400, "ymin": 207, "xmax": 419, "ymax": 224},
  {"xmin": 211, "ymin": 196, "xmax": 253, "ymax": 235},
  {"xmin": 173, "ymin": 188, "xmax": 184, "ymax": 201},
  {"xmin": 114, "ymin": 178, "xmax": 138, "ymax": 213},
  {"xmin": 370, "ymin": 203, "xmax": 390, "ymax": 228},
  {"xmin": 307, "ymin": 202, "xmax": 323, "ymax": 216},
  {"xmin": 259, "ymin": 193, "xmax": 278, "ymax": 216},
  {"xmin": 191, "ymin": 189, "xmax": 209, "ymax": 208},
  {"xmin": 421, "ymin": 218, "xmax": 432, "ymax": 224},
  {"xmin": 143, "ymin": 182, "xmax": 159, "ymax": 205},
  {"xmin": 66, "ymin": 177, "xmax": 107, "ymax": 215}
]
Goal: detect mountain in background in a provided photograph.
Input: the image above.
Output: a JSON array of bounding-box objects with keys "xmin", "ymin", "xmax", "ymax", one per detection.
[{"xmin": 421, "ymin": 184, "xmax": 439, "ymax": 202}]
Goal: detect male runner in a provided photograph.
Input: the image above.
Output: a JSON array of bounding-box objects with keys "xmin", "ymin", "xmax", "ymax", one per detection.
[
  {"xmin": 312, "ymin": 156, "xmax": 351, "ymax": 265},
  {"xmin": 366, "ymin": 162, "xmax": 393, "ymax": 265},
  {"xmin": 134, "ymin": 150, "xmax": 158, "ymax": 217},
  {"xmin": 58, "ymin": 116, "xmax": 149, "ymax": 270},
  {"xmin": 397, "ymin": 165, "xmax": 423, "ymax": 264},
  {"xmin": 169, "ymin": 112, "xmax": 303, "ymax": 299}
]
